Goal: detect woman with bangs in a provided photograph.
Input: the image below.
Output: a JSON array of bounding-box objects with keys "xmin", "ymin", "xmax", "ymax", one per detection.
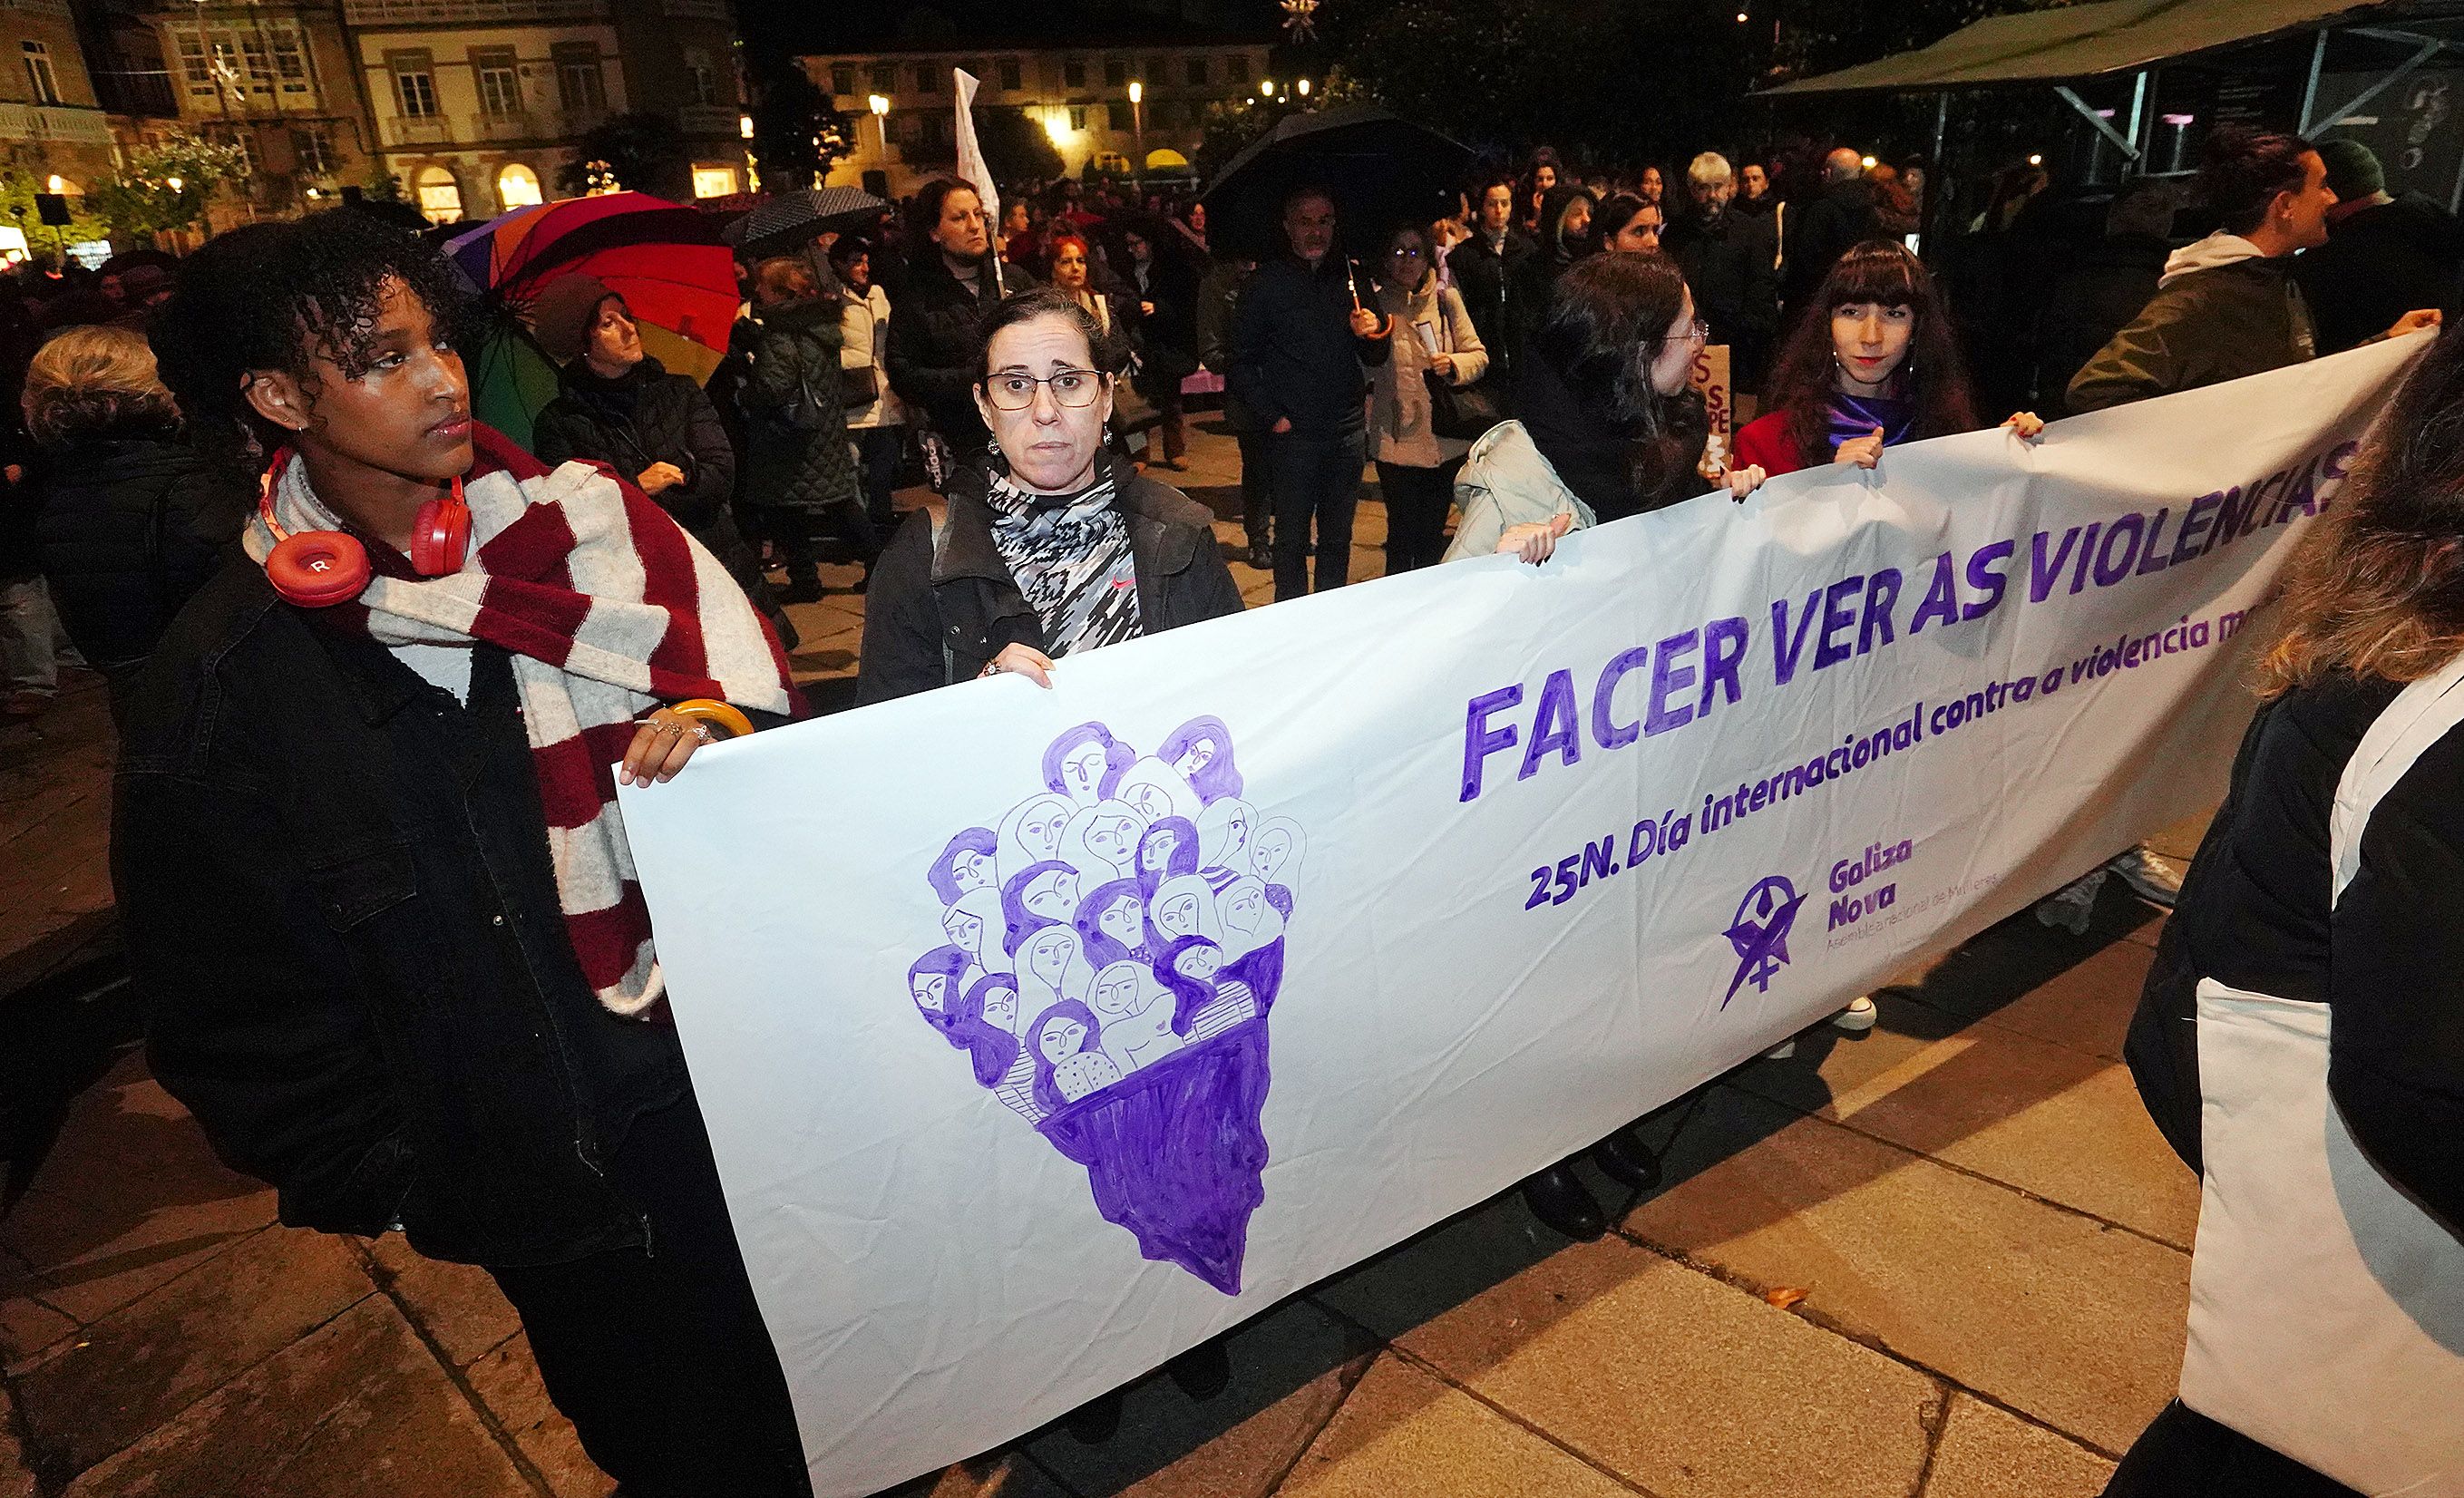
[{"xmin": 1729, "ymin": 240, "xmax": 2041, "ymax": 490}]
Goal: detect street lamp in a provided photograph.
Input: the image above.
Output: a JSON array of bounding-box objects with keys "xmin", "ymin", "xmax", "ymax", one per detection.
[
  {"xmin": 166, "ymin": 176, "xmax": 182, "ymax": 191},
  {"xmin": 1128, "ymin": 81, "xmax": 1144, "ymax": 193},
  {"xmin": 868, "ymin": 93, "xmax": 891, "ymax": 161},
  {"xmin": 1295, "ymin": 77, "xmax": 1310, "ymax": 96}
]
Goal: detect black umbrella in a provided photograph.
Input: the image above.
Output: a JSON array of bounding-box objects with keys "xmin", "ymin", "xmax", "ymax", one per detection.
[
  {"xmin": 1197, "ymin": 104, "xmax": 1474, "ymax": 261},
  {"xmin": 721, "ymin": 185, "xmax": 891, "ymax": 250}
]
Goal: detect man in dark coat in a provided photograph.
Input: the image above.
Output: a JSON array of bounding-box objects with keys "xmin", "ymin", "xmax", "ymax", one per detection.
[
  {"xmin": 1663, "ymin": 152, "xmax": 1779, "ymax": 393},
  {"xmin": 886, "ymin": 178, "xmax": 1037, "ymax": 484},
  {"xmin": 1229, "ymin": 185, "xmax": 1392, "ymax": 601},
  {"xmin": 1448, "ymin": 173, "xmax": 1540, "ymax": 398},
  {"xmin": 2292, "ymin": 137, "xmax": 2464, "ymax": 355},
  {"xmin": 1780, "ymin": 147, "xmax": 1883, "ymax": 319}
]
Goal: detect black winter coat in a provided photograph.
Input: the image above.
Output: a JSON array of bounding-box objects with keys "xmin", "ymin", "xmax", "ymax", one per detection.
[
  {"xmin": 2129, "ymin": 675, "xmax": 2464, "ymax": 1231},
  {"xmin": 2292, "ymin": 193, "xmax": 2464, "ymax": 355},
  {"xmin": 855, "ymin": 453, "xmax": 1243, "ymax": 705},
  {"xmin": 739, "ymin": 296, "xmax": 864, "ymax": 513},
  {"xmin": 1228, "ymin": 254, "xmax": 1391, "ymax": 435},
  {"xmin": 886, "ymin": 251, "xmax": 1038, "ymax": 460},
  {"xmin": 31, "ymin": 428, "xmax": 248, "ymax": 686},
  {"xmin": 1781, "ymin": 178, "xmax": 1883, "ymax": 314},
  {"xmin": 1664, "ymin": 208, "xmax": 1780, "ymax": 390},
  {"xmin": 113, "ymin": 559, "xmax": 795, "ymax": 1266},
  {"xmin": 532, "ymin": 356, "xmax": 737, "ymax": 542},
  {"xmin": 1447, "ymin": 229, "xmax": 1539, "ymax": 393}
]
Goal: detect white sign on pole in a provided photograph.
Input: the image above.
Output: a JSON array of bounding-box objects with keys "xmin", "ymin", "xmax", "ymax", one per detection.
[{"xmin": 619, "ymin": 336, "xmax": 2426, "ymax": 1496}]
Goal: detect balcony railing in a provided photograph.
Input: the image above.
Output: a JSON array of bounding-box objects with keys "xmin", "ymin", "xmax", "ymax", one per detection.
[
  {"xmin": 380, "ymin": 112, "xmax": 448, "ymax": 146},
  {"xmin": 675, "ymin": 102, "xmax": 735, "ymax": 137},
  {"xmin": 0, "ymin": 102, "xmax": 114, "ymax": 146},
  {"xmin": 660, "ymin": 0, "xmax": 728, "ymax": 19},
  {"xmin": 384, "ymin": 107, "xmax": 609, "ymax": 149},
  {"xmin": 344, "ymin": 0, "xmax": 602, "ymax": 24}
]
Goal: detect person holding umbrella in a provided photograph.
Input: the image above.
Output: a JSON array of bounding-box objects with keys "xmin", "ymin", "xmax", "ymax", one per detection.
[
  {"xmin": 888, "ymin": 178, "xmax": 1039, "ymax": 488},
  {"xmin": 1229, "ymin": 184, "xmax": 1392, "ymax": 600},
  {"xmin": 741, "ymin": 257, "xmax": 881, "ymax": 600}
]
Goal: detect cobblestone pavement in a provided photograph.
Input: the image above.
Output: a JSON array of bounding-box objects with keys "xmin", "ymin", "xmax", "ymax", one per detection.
[{"xmin": 1, "ymin": 420, "xmax": 2198, "ymax": 1496}]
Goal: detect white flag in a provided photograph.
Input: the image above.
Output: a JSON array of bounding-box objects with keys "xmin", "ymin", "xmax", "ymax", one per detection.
[{"xmin": 953, "ymin": 69, "xmax": 1004, "ymax": 292}]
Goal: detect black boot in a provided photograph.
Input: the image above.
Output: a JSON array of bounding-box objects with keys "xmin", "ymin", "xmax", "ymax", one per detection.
[
  {"xmin": 1591, "ymin": 1126, "xmax": 1662, "ymax": 1192},
  {"xmin": 1245, "ymin": 538, "xmax": 1272, "ymax": 570},
  {"xmin": 1164, "ymin": 1339, "xmax": 1232, "ymax": 1400},
  {"xmin": 1518, "ymin": 1163, "xmax": 1607, "ymax": 1240},
  {"xmin": 1062, "ymin": 1388, "xmax": 1124, "ymax": 1444}
]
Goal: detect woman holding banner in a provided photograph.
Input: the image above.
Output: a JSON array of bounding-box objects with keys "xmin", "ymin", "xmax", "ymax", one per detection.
[
  {"xmin": 2111, "ymin": 320, "xmax": 2464, "ymax": 1495},
  {"xmin": 1443, "ymin": 252, "xmax": 1707, "ymax": 569}
]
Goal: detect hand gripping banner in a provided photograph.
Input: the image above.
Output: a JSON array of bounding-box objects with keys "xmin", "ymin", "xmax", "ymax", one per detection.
[{"xmin": 619, "ymin": 336, "xmax": 2427, "ymax": 1495}]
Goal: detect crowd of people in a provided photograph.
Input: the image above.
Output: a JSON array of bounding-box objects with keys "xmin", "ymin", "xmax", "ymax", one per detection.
[{"xmin": 0, "ymin": 112, "xmax": 2454, "ymax": 1498}]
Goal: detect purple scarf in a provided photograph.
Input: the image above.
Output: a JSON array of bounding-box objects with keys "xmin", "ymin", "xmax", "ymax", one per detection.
[{"xmin": 1825, "ymin": 390, "xmax": 1917, "ymax": 456}]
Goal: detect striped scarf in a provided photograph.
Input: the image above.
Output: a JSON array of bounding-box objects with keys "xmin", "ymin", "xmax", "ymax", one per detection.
[
  {"xmin": 243, "ymin": 425, "xmax": 796, "ymax": 1016},
  {"xmin": 987, "ymin": 466, "xmax": 1143, "ymax": 657}
]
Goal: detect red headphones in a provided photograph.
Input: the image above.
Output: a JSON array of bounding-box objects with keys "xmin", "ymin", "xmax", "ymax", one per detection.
[{"xmin": 258, "ymin": 452, "xmax": 472, "ymax": 608}]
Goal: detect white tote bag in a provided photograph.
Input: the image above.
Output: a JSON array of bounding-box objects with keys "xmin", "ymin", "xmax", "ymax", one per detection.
[{"xmin": 2181, "ymin": 653, "xmax": 2464, "ymax": 1495}]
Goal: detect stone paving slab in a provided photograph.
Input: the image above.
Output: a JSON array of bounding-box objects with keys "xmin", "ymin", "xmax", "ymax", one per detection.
[
  {"xmin": 15, "ymin": 1225, "xmax": 372, "ymax": 1474},
  {"xmin": 1920, "ymin": 1393, "xmax": 2115, "ymax": 1497},
  {"xmin": 360, "ymin": 1235, "xmax": 522, "ymax": 1370},
  {"xmin": 1275, "ymin": 1355, "xmax": 1636, "ymax": 1498},
  {"xmin": 0, "ymin": 1176, "xmax": 277, "ymax": 1337},
  {"xmin": 463, "ymin": 1332, "xmax": 615, "ymax": 1498},
  {"xmin": 1734, "ymin": 996, "xmax": 2200, "ymax": 1250},
  {"xmin": 1625, "ymin": 1085, "xmax": 2186, "ymax": 1455},
  {"xmin": 62, "ymin": 1297, "xmax": 531, "ymax": 1498},
  {"xmin": 1025, "ymin": 1299, "xmax": 1378, "ymax": 1498},
  {"xmin": 1333, "ymin": 1230, "xmax": 1938, "ymax": 1498}
]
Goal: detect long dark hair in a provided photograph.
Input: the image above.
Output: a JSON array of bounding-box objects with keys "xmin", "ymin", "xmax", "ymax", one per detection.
[
  {"xmin": 1529, "ymin": 251, "xmax": 1696, "ymax": 498},
  {"xmin": 2261, "ymin": 325, "xmax": 2464, "ymax": 696},
  {"xmin": 1763, "ymin": 240, "xmax": 1978, "ymax": 470}
]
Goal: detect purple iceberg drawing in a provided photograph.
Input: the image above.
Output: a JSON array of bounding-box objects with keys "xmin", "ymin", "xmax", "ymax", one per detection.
[{"xmin": 908, "ymin": 716, "xmax": 1302, "ymax": 1293}]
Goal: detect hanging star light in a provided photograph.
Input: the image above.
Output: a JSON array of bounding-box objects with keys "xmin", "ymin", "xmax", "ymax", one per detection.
[{"xmin": 1281, "ymin": 0, "xmax": 1319, "ymax": 42}]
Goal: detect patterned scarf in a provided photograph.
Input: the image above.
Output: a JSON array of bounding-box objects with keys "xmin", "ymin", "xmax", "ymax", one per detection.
[
  {"xmin": 986, "ymin": 465, "xmax": 1142, "ymax": 657},
  {"xmin": 243, "ymin": 425, "xmax": 797, "ymax": 1016}
]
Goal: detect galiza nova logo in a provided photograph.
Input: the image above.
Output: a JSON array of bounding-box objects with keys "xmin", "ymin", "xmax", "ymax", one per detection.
[{"xmin": 1827, "ymin": 835, "xmax": 1914, "ymax": 930}]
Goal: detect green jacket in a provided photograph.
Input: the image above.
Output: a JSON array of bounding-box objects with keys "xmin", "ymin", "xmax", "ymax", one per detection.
[{"xmin": 2067, "ymin": 256, "xmax": 2314, "ymax": 414}]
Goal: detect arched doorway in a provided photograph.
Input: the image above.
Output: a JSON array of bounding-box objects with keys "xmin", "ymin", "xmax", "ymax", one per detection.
[
  {"xmin": 415, "ymin": 165, "xmax": 463, "ymax": 224},
  {"xmin": 495, "ymin": 162, "xmax": 542, "ymax": 210}
]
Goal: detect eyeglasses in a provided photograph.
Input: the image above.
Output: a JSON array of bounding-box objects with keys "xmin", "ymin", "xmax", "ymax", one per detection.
[
  {"xmin": 1388, "ymin": 246, "xmax": 1427, "ymax": 260},
  {"xmin": 1657, "ymin": 318, "xmax": 1710, "ymax": 346},
  {"xmin": 982, "ymin": 368, "xmax": 1107, "ymax": 411}
]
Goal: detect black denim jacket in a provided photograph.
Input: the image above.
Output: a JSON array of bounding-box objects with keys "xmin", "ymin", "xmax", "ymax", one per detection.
[{"xmin": 112, "ymin": 555, "xmax": 696, "ymax": 1267}]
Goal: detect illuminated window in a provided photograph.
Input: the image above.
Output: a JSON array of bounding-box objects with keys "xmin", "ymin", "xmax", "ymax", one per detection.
[
  {"xmin": 415, "ymin": 165, "xmax": 463, "ymax": 223},
  {"xmin": 693, "ymin": 164, "xmax": 739, "ymax": 199},
  {"xmin": 496, "ymin": 162, "xmax": 542, "ymax": 209}
]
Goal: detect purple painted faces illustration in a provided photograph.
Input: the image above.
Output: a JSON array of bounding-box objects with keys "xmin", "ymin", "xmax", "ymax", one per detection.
[{"xmin": 908, "ymin": 718, "xmax": 1302, "ymax": 1294}]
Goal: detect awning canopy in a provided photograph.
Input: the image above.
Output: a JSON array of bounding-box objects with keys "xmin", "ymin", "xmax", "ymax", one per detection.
[{"xmin": 1760, "ymin": 0, "xmax": 2389, "ymax": 96}]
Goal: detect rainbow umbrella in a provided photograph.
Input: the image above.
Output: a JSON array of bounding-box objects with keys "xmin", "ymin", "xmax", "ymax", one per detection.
[
  {"xmin": 443, "ymin": 191, "xmax": 738, "ymax": 390},
  {"xmin": 466, "ymin": 314, "xmax": 564, "ymax": 454}
]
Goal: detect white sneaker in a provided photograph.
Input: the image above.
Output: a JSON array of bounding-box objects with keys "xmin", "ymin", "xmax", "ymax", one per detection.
[
  {"xmin": 2107, "ymin": 845, "xmax": 2185, "ymax": 909},
  {"xmin": 2034, "ymin": 871, "xmax": 2105, "ymax": 935},
  {"xmin": 1762, "ymin": 1038, "xmax": 1797, "ymax": 1060},
  {"xmin": 1830, "ymin": 995, "xmax": 1878, "ymax": 1033}
]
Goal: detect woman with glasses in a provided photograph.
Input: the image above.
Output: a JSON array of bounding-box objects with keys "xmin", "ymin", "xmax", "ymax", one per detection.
[
  {"xmin": 1443, "ymin": 253, "xmax": 1708, "ymax": 571},
  {"xmin": 1368, "ymin": 223, "xmax": 1490, "ymax": 573},
  {"xmin": 1729, "ymin": 240, "xmax": 2040, "ymax": 491},
  {"xmin": 856, "ymin": 288, "xmax": 1243, "ymax": 705}
]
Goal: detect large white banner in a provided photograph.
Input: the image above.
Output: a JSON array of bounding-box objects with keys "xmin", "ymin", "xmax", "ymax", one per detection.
[{"xmin": 620, "ymin": 337, "xmax": 2424, "ymax": 1496}]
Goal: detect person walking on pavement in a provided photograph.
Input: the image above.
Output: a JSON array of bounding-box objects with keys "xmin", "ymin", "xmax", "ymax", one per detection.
[
  {"xmin": 1368, "ymin": 222, "xmax": 1489, "ymax": 574},
  {"xmin": 828, "ymin": 237, "xmax": 910, "ymax": 534},
  {"xmin": 1779, "ymin": 147, "xmax": 1883, "ymax": 323},
  {"xmin": 1118, "ymin": 216, "xmax": 1203, "ymax": 472},
  {"xmin": 1228, "ymin": 185, "xmax": 1392, "ymax": 600},
  {"xmin": 2291, "ymin": 137, "xmax": 2464, "ymax": 356},
  {"xmin": 887, "ymin": 178, "xmax": 1038, "ymax": 488},
  {"xmin": 1450, "ymin": 173, "xmax": 1540, "ymax": 402},
  {"xmin": 2070, "ymin": 124, "xmax": 2440, "ymax": 414},
  {"xmin": 741, "ymin": 257, "xmax": 881, "ymax": 600},
  {"xmin": 1197, "ymin": 249, "xmax": 1273, "ymax": 569}
]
